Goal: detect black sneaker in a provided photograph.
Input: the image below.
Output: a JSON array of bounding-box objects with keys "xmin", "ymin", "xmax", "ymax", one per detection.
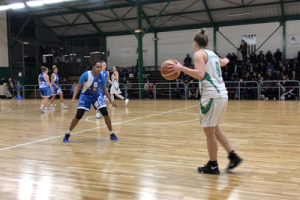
[
  {"xmin": 198, "ymin": 161, "xmax": 220, "ymax": 175},
  {"xmin": 227, "ymin": 154, "xmax": 243, "ymax": 172},
  {"xmin": 63, "ymin": 133, "xmax": 70, "ymax": 143},
  {"xmin": 110, "ymin": 133, "xmax": 118, "ymax": 141}
]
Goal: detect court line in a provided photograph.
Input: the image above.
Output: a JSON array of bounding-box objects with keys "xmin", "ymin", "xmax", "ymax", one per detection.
[{"xmin": 0, "ymin": 105, "xmax": 198, "ymax": 152}]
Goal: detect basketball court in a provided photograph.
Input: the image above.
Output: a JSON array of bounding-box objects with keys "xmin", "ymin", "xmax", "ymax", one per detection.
[{"xmin": 0, "ymin": 99, "xmax": 299, "ymax": 200}]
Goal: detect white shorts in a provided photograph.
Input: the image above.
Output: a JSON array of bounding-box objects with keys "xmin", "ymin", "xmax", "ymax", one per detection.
[
  {"xmin": 110, "ymin": 83, "xmax": 121, "ymax": 95},
  {"xmin": 199, "ymin": 98, "xmax": 228, "ymax": 128}
]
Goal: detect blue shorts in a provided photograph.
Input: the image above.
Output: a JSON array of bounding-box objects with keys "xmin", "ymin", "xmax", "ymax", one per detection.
[
  {"xmin": 40, "ymin": 87, "xmax": 51, "ymax": 97},
  {"xmin": 78, "ymin": 94, "xmax": 106, "ymax": 112},
  {"xmin": 51, "ymin": 87, "xmax": 62, "ymax": 96}
]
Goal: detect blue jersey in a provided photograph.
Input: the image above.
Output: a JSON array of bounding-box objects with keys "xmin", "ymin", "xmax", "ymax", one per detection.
[
  {"xmin": 79, "ymin": 70, "xmax": 106, "ymax": 97},
  {"xmin": 39, "ymin": 73, "xmax": 49, "ymax": 89},
  {"xmin": 52, "ymin": 73, "xmax": 59, "ymax": 86}
]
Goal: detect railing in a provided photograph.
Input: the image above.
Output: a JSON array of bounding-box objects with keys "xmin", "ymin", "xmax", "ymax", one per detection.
[{"xmin": 6, "ymin": 80, "xmax": 298, "ymax": 101}]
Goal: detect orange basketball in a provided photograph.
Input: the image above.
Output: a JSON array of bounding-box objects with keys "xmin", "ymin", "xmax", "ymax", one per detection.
[{"xmin": 160, "ymin": 60, "xmax": 180, "ymax": 80}]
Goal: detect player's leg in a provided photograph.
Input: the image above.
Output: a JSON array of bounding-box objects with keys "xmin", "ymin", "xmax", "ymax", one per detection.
[
  {"xmin": 99, "ymin": 107, "xmax": 118, "ymax": 140},
  {"xmin": 215, "ymin": 126, "xmax": 243, "ymax": 171},
  {"xmin": 50, "ymin": 95, "xmax": 56, "ymax": 110},
  {"xmin": 58, "ymin": 90, "xmax": 67, "ymax": 109},
  {"xmin": 63, "ymin": 109, "xmax": 85, "ymax": 142},
  {"xmin": 115, "ymin": 94, "xmax": 129, "ymax": 105},
  {"xmin": 109, "ymin": 94, "xmax": 115, "ymax": 107},
  {"xmin": 40, "ymin": 99, "xmax": 44, "ymax": 110},
  {"xmin": 43, "ymin": 96, "xmax": 50, "ymax": 113},
  {"xmin": 198, "ymin": 126, "xmax": 220, "ymax": 175}
]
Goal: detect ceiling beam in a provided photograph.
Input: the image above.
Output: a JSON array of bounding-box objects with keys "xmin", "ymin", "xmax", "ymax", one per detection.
[
  {"xmin": 59, "ymin": 14, "xmax": 300, "ymax": 39},
  {"xmin": 241, "ymin": 0, "xmax": 244, "ymax": 6},
  {"xmin": 280, "ymin": 0, "xmax": 285, "ymax": 20},
  {"xmin": 83, "ymin": 12, "xmax": 105, "ymax": 36},
  {"xmin": 221, "ymin": 0, "xmax": 241, "ymax": 6},
  {"xmin": 202, "ymin": 0, "xmax": 214, "ymax": 26}
]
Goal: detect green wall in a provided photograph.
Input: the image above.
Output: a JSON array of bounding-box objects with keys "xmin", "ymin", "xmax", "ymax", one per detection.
[{"xmin": 0, "ymin": 67, "xmax": 10, "ymax": 79}]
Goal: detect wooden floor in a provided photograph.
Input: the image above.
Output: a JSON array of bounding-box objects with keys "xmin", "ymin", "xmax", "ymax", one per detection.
[{"xmin": 0, "ymin": 99, "xmax": 300, "ymax": 200}]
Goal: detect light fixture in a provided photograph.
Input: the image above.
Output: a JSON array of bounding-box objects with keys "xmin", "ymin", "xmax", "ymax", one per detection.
[
  {"xmin": 24, "ymin": 42, "xmax": 29, "ymax": 44},
  {"xmin": 227, "ymin": 12, "xmax": 251, "ymax": 17},
  {"xmin": 153, "ymin": 38, "xmax": 159, "ymax": 41},
  {"xmin": 0, "ymin": 5, "xmax": 9, "ymax": 11},
  {"xmin": 134, "ymin": 29, "xmax": 144, "ymax": 33},
  {"xmin": 43, "ymin": 0, "xmax": 65, "ymax": 4},
  {"xmin": 9, "ymin": 3, "xmax": 25, "ymax": 9},
  {"xmin": 26, "ymin": 1, "xmax": 44, "ymax": 7}
]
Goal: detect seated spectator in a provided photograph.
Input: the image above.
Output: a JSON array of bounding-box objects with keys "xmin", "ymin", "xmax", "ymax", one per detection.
[
  {"xmin": 233, "ymin": 63, "xmax": 241, "ymax": 78},
  {"xmin": 144, "ymin": 80, "xmax": 151, "ymax": 100},
  {"xmin": 271, "ymin": 56, "xmax": 279, "ymax": 70},
  {"xmin": 252, "ymin": 72, "xmax": 258, "ymax": 82},
  {"xmin": 8, "ymin": 77, "xmax": 17, "ymax": 98},
  {"xmin": 148, "ymin": 81, "xmax": 154, "ymax": 99},
  {"xmin": 273, "ymin": 70, "xmax": 282, "ymax": 80},
  {"xmin": 265, "ymin": 51, "xmax": 273, "ymax": 62},
  {"xmin": 231, "ymin": 53, "xmax": 237, "ymax": 62},
  {"xmin": 249, "ymin": 62, "xmax": 254, "ymax": 74},
  {"xmin": 274, "ymin": 48, "xmax": 282, "ymax": 62},
  {"xmin": 121, "ymin": 67, "xmax": 129, "ymax": 78},
  {"xmin": 257, "ymin": 54, "xmax": 264, "ymax": 63},
  {"xmin": 266, "ymin": 62, "xmax": 274, "ymax": 73},
  {"xmin": 281, "ymin": 66, "xmax": 288, "ymax": 75},
  {"xmin": 223, "ymin": 71, "xmax": 229, "ymax": 81},
  {"xmin": 181, "ymin": 72, "xmax": 190, "ymax": 82},
  {"xmin": 259, "ymin": 76, "xmax": 268, "ymax": 100},
  {"xmin": 289, "ymin": 71, "xmax": 299, "ymax": 81},
  {"xmin": 258, "ymin": 62, "xmax": 265, "ymax": 76},
  {"xmin": 129, "ymin": 65, "xmax": 137, "ymax": 78},
  {"xmin": 242, "ymin": 64, "xmax": 248, "ymax": 75},
  {"xmin": 61, "ymin": 77, "xmax": 69, "ymax": 94},
  {"xmin": 250, "ymin": 52, "xmax": 257, "ymax": 63},
  {"xmin": 263, "ymin": 57, "xmax": 268, "ymax": 65},
  {"xmin": 120, "ymin": 77, "xmax": 127, "ymax": 94},
  {"xmin": 244, "ymin": 72, "xmax": 257, "ymax": 100},
  {"xmin": 293, "ymin": 57, "xmax": 299, "ymax": 68},
  {"xmin": 172, "ymin": 78, "xmax": 184, "ymax": 99},
  {"xmin": 184, "ymin": 54, "xmax": 192, "ymax": 67},
  {"xmin": 266, "ymin": 70, "xmax": 273, "ymax": 80}
]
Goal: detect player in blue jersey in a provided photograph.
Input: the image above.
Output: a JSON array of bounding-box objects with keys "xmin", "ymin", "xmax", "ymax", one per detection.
[
  {"xmin": 96, "ymin": 61, "xmax": 111, "ymax": 119},
  {"xmin": 63, "ymin": 61, "xmax": 118, "ymax": 142},
  {"xmin": 38, "ymin": 66, "xmax": 54, "ymax": 114},
  {"xmin": 50, "ymin": 65, "xmax": 68, "ymax": 110}
]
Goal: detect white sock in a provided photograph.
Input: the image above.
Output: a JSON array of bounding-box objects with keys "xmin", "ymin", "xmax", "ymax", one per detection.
[
  {"xmin": 50, "ymin": 104, "xmax": 53, "ymax": 107},
  {"xmin": 67, "ymin": 129, "xmax": 71, "ymax": 134},
  {"xmin": 61, "ymin": 103, "xmax": 64, "ymax": 107},
  {"xmin": 110, "ymin": 131, "xmax": 114, "ymax": 134},
  {"xmin": 44, "ymin": 107, "xmax": 48, "ymax": 111},
  {"xmin": 41, "ymin": 104, "xmax": 44, "ymax": 109},
  {"xmin": 116, "ymin": 94, "xmax": 125, "ymax": 100}
]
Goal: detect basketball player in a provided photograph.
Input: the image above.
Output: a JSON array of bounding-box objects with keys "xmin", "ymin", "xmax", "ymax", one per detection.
[
  {"xmin": 50, "ymin": 65, "xmax": 68, "ymax": 110},
  {"xmin": 109, "ymin": 66, "xmax": 129, "ymax": 107},
  {"xmin": 38, "ymin": 66, "xmax": 54, "ymax": 114},
  {"xmin": 63, "ymin": 61, "xmax": 118, "ymax": 143},
  {"xmin": 96, "ymin": 61, "xmax": 111, "ymax": 119},
  {"xmin": 168, "ymin": 30, "xmax": 243, "ymax": 175}
]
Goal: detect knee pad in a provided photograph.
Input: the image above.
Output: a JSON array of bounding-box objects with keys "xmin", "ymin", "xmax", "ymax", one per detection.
[
  {"xmin": 75, "ymin": 109, "xmax": 85, "ymax": 119},
  {"xmin": 99, "ymin": 107, "xmax": 108, "ymax": 116}
]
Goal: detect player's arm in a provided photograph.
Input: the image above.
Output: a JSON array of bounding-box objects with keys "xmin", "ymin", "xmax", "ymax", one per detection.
[
  {"xmin": 71, "ymin": 83, "xmax": 82, "ymax": 103},
  {"xmin": 219, "ymin": 58, "xmax": 230, "ymax": 67},
  {"xmin": 168, "ymin": 51, "xmax": 206, "ymax": 80},
  {"xmin": 44, "ymin": 74, "xmax": 54, "ymax": 93},
  {"xmin": 38, "ymin": 75, "xmax": 40, "ymax": 86},
  {"xmin": 107, "ymin": 71, "xmax": 112, "ymax": 85},
  {"xmin": 115, "ymin": 72, "xmax": 119, "ymax": 81},
  {"xmin": 102, "ymin": 86, "xmax": 117, "ymax": 108},
  {"xmin": 51, "ymin": 74, "xmax": 59, "ymax": 88}
]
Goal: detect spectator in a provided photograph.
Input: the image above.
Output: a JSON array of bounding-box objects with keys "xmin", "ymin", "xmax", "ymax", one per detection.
[
  {"xmin": 252, "ymin": 72, "xmax": 258, "ymax": 82},
  {"xmin": 121, "ymin": 67, "xmax": 129, "ymax": 78},
  {"xmin": 238, "ymin": 40, "xmax": 248, "ymax": 62},
  {"xmin": 274, "ymin": 48, "xmax": 282, "ymax": 62},
  {"xmin": 274, "ymin": 70, "xmax": 282, "ymax": 80},
  {"xmin": 271, "ymin": 56, "xmax": 279, "ymax": 70},
  {"xmin": 244, "ymin": 72, "xmax": 257, "ymax": 99},
  {"xmin": 242, "ymin": 64, "xmax": 248, "ymax": 75},
  {"xmin": 144, "ymin": 80, "xmax": 151, "ymax": 100},
  {"xmin": 148, "ymin": 81, "xmax": 154, "ymax": 99},
  {"xmin": 263, "ymin": 57, "xmax": 268, "ymax": 65},
  {"xmin": 231, "ymin": 53, "xmax": 237, "ymax": 62},
  {"xmin": 250, "ymin": 52, "xmax": 256, "ymax": 63},
  {"xmin": 289, "ymin": 71, "xmax": 299, "ymax": 81},
  {"xmin": 233, "ymin": 63, "xmax": 241, "ymax": 78},
  {"xmin": 293, "ymin": 57, "xmax": 299, "ymax": 68},
  {"xmin": 226, "ymin": 53, "xmax": 232, "ymax": 61},
  {"xmin": 258, "ymin": 62, "xmax": 265, "ymax": 76},
  {"xmin": 266, "ymin": 62, "xmax": 274, "ymax": 73},
  {"xmin": 266, "ymin": 71, "xmax": 273, "ymax": 80},
  {"xmin": 249, "ymin": 63, "xmax": 254, "ymax": 74},
  {"xmin": 265, "ymin": 51, "xmax": 273, "ymax": 62},
  {"xmin": 70, "ymin": 82, "xmax": 77, "ymax": 94},
  {"xmin": 8, "ymin": 77, "xmax": 17, "ymax": 98},
  {"xmin": 281, "ymin": 66, "xmax": 287, "ymax": 75},
  {"xmin": 184, "ymin": 54, "xmax": 192, "ymax": 67},
  {"xmin": 259, "ymin": 76, "xmax": 268, "ymax": 100},
  {"xmin": 172, "ymin": 78, "xmax": 184, "ymax": 99},
  {"xmin": 125, "ymin": 80, "xmax": 132, "ymax": 98},
  {"xmin": 257, "ymin": 54, "xmax": 264, "ymax": 63},
  {"xmin": 223, "ymin": 71, "xmax": 230, "ymax": 81},
  {"xmin": 120, "ymin": 77, "xmax": 127, "ymax": 94},
  {"xmin": 298, "ymin": 51, "xmax": 300, "ymax": 62},
  {"xmin": 1, "ymin": 78, "xmax": 7, "ymax": 85},
  {"xmin": 130, "ymin": 65, "xmax": 137, "ymax": 78},
  {"xmin": 61, "ymin": 77, "xmax": 69, "ymax": 94},
  {"xmin": 181, "ymin": 73, "xmax": 190, "ymax": 82}
]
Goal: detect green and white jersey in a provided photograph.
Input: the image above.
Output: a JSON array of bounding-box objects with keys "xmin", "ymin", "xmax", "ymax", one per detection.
[{"xmin": 199, "ymin": 49, "xmax": 228, "ymax": 99}]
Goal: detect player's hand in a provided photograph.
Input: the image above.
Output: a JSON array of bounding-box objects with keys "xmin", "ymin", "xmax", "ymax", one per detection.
[
  {"xmin": 70, "ymin": 99, "xmax": 75, "ymax": 104},
  {"xmin": 168, "ymin": 61, "xmax": 183, "ymax": 72},
  {"xmin": 56, "ymin": 86, "xmax": 59, "ymax": 89},
  {"xmin": 51, "ymin": 89, "xmax": 54, "ymax": 93},
  {"xmin": 112, "ymin": 102, "xmax": 117, "ymax": 108},
  {"xmin": 108, "ymin": 80, "xmax": 112, "ymax": 85}
]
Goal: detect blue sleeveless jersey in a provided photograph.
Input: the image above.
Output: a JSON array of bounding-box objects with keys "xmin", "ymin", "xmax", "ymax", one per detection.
[
  {"xmin": 79, "ymin": 70, "xmax": 106, "ymax": 97},
  {"xmin": 39, "ymin": 73, "xmax": 49, "ymax": 89},
  {"xmin": 52, "ymin": 73, "xmax": 59, "ymax": 86}
]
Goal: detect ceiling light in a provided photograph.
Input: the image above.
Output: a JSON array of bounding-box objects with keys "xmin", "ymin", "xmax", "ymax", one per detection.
[
  {"xmin": 43, "ymin": 0, "xmax": 65, "ymax": 4},
  {"xmin": 134, "ymin": 29, "xmax": 144, "ymax": 33},
  {"xmin": 26, "ymin": 1, "xmax": 44, "ymax": 7},
  {"xmin": 227, "ymin": 12, "xmax": 251, "ymax": 17},
  {"xmin": 9, "ymin": 3, "xmax": 25, "ymax": 9},
  {"xmin": 0, "ymin": 5, "xmax": 9, "ymax": 11},
  {"xmin": 24, "ymin": 42, "xmax": 29, "ymax": 44}
]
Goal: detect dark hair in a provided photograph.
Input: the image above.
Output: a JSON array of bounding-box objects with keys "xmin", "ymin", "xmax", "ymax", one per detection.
[
  {"xmin": 41, "ymin": 66, "xmax": 48, "ymax": 72},
  {"xmin": 92, "ymin": 60, "xmax": 101, "ymax": 67},
  {"xmin": 194, "ymin": 29, "xmax": 208, "ymax": 48}
]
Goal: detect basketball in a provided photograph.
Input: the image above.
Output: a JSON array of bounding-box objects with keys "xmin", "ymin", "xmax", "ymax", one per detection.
[{"xmin": 160, "ymin": 60, "xmax": 180, "ymax": 80}]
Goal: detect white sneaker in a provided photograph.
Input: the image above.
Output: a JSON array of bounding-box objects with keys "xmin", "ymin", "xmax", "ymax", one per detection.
[
  {"xmin": 125, "ymin": 99, "xmax": 129, "ymax": 105},
  {"xmin": 61, "ymin": 105, "xmax": 68, "ymax": 109},
  {"xmin": 109, "ymin": 104, "xmax": 113, "ymax": 107},
  {"xmin": 273, "ymin": 97, "xmax": 276, "ymax": 100},
  {"xmin": 53, "ymin": 103, "xmax": 57, "ymax": 107},
  {"xmin": 50, "ymin": 106, "xmax": 55, "ymax": 110},
  {"xmin": 96, "ymin": 112, "xmax": 101, "ymax": 119},
  {"xmin": 40, "ymin": 106, "xmax": 44, "ymax": 110},
  {"xmin": 43, "ymin": 110, "xmax": 50, "ymax": 114}
]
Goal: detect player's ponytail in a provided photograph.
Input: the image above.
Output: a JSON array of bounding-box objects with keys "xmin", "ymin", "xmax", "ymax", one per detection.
[
  {"xmin": 194, "ymin": 29, "xmax": 208, "ymax": 48},
  {"xmin": 41, "ymin": 66, "xmax": 48, "ymax": 72}
]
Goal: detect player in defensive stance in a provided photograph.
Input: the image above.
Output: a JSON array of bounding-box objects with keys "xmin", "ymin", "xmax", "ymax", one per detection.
[
  {"xmin": 168, "ymin": 30, "xmax": 243, "ymax": 175},
  {"xmin": 63, "ymin": 61, "xmax": 118, "ymax": 142},
  {"xmin": 96, "ymin": 61, "xmax": 111, "ymax": 119},
  {"xmin": 50, "ymin": 65, "xmax": 68, "ymax": 110},
  {"xmin": 109, "ymin": 66, "xmax": 129, "ymax": 107}
]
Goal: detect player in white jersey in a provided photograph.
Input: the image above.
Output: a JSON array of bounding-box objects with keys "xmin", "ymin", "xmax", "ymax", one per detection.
[
  {"xmin": 109, "ymin": 66, "xmax": 129, "ymax": 106},
  {"xmin": 168, "ymin": 29, "xmax": 243, "ymax": 175}
]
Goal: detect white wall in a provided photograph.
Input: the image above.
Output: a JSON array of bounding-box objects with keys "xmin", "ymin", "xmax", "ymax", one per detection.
[
  {"xmin": 0, "ymin": 11, "xmax": 8, "ymax": 67},
  {"xmin": 286, "ymin": 20, "xmax": 300, "ymax": 59},
  {"xmin": 217, "ymin": 22, "xmax": 282, "ymax": 58},
  {"xmin": 107, "ymin": 28, "xmax": 213, "ymax": 68}
]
